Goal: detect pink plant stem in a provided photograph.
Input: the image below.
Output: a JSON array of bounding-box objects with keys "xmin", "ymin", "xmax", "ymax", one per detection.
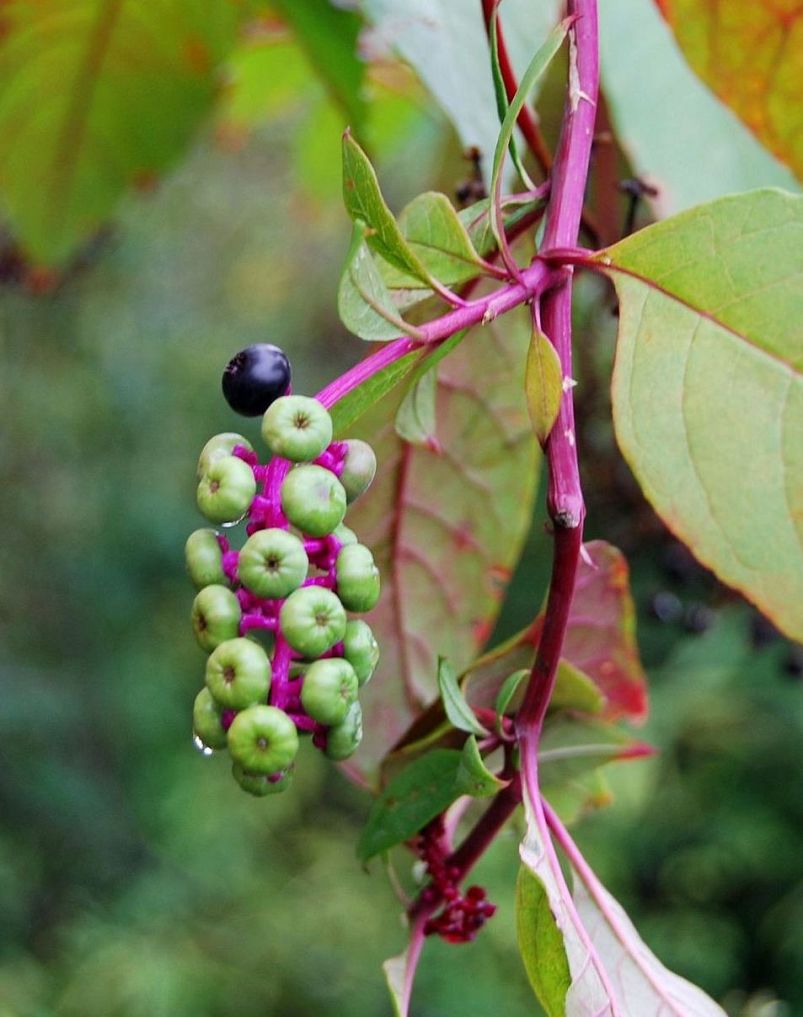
[
  {"xmin": 516, "ymin": 0, "xmax": 598, "ymax": 763},
  {"xmin": 315, "ymin": 260, "xmax": 553, "ymax": 410}
]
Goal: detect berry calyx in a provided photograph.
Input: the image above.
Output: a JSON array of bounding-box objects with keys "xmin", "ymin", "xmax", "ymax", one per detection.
[
  {"xmin": 222, "ymin": 344, "xmax": 292, "ymax": 417},
  {"xmin": 196, "ymin": 455, "xmax": 256, "ymax": 525},
  {"xmin": 205, "ymin": 637, "xmax": 272, "ymax": 710},
  {"xmin": 281, "ymin": 464, "xmax": 347, "ymax": 537},
  {"xmin": 227, "ymin": 704, "xmax": 299, "ymax": 773},
  {"xmin": 300, "ymin": 658, "xmax": 359, "ymax": 726},
  {"xmin": 279, "ymin": 586, "xmax": 347, "ymax": 657},
  {"xmin": 238, "ymin": 528, "xmax": 309, "ymax": 599},
  {"xmin": 191, "ymin": 585, "xmax": 242, "ymax": 652},
  {"xmin": 261, "ymin": 395, "xmax": 333, "ymax": 462}
]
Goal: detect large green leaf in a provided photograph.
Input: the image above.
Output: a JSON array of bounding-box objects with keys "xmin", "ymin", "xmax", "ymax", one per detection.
[
  {"xmin": 599, "ymin": 0, "xmax": 797, "ymax": 216},
  {"xmin": 516, "ymin": 866, "xmax": 571, "ymax": 1017},
  {"xmin": 599, "ymin": 189, "xmax": 803, "ymax": 642},
  {"xmin": 343, "ymin": 307, "xmax": 539, "ymax": 780},
  {"xmin": 0, "ymin": 0, "xmax": 246, "ymax": 266},
  {"xmin": 655, "ymin": 0, "xmax": 803, "ymax": 182}
]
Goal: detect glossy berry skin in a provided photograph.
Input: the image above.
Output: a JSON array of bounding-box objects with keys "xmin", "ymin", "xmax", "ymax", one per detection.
[
  {"xmin": 232, "ymin": 763, "xmax": 294, "ymax": 797},
  {"xmin": 191, "ymin": 585, "xmax": 242, "ymax": 652},
  {"xmin": 342, "ymin": 619, "xmax": 380, "ymax": 686},
  {"xmin": 325, "ymin": 701, "xmax": 363, "ymax": 761},
  {"xmin": 281, "ymin": 465, "xmax": 347, "ymax": 537},
  {"xmin": 185, "ymin": 528, "xmax": 228, "ymax": 589},
  {"xmin": 222, "ymin": 344, "xmax": 292, "ymax": 417},
  {"xmin": 335, "ymin": 543, "xmax": 381, "ymax": 612},
  {"xmin": 300, "ymin": 658, "xmax": 359, "ymax": 726},
  {"xmin": 197, "ymin": 455, "xmax": 256, "ymax": 525},
  {"xmin": 227, "ymin": 704, "xmax": 299, "ymax": 774},
  {"xmin": 192, "ymin": 687, "xmax": 228, "ymax": 750},
  {"xmin": 279, "ymin": 586, "xmax": 346, "ymax": 657},
  {"xmin": 261, "ymin": 395, "xmax": 333, "ymax": 462},
  {"xmin": 238, "ymin": 528, "xmax": 309, "ymax": 599},
  {"xmin": 339, "ymin": 440, "xmax": 377, "ymax": 503},
  {"xmin": 197, "ymin": 432, "xmax": 252, "ymax": 479},
  {"xmin": 205, "ymin": 637, "xmax": 272, "ymax": 710}
]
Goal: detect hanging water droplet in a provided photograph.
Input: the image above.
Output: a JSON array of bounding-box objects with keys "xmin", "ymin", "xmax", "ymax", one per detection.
[
  {"xmin": 221, "ymin": 513, "xmax": 246, "ymax": 529},
  {"xmin": 193, "ymin": 733, "xmax": 214, "ymax": 757}
]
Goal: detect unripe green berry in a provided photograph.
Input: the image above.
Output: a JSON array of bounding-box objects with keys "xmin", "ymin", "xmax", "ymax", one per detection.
[
  {"xmin": 335, "ymin": 544, "xmax": 381, "ymax": 612},
  {"xmin": 261, "ymin": 395, "xmax": 333, "ymax": 462},
  {"xmin": 197, "ymin": 455, "xmax": 256, "ymax": 525},
  {"xmin": 192, "ymin": 687, "xmax": 228, "ymax": 750},
  {"xmin": 279, "ymin": 586, "xmax": 346, "ymax": 657},
  {"xmin": 205, "ymin": 637, "xmax": 272, "ymax": 710},
  {"xmin": 339, "ymin": 440, "xmax": 377, "ymax": 503},
  {"xmin": 301, "ymin": 658, "xmax": 359, "ymax": 726},
  {"xmin": 227, "ymin": 704, "xmax": 299, "ymax": 773},
  {"xmin": 281, "ymin": 465, "xmax": 347, "ymax": 537},
  {"xmin": 238, "ymin": 528, "xmax": 309, "ymax": 599},
  {"xmin": 333, "ymin": 523, "xmax": 358, "ymax": 546},
  {"xmin": 325, "ymin": 701, "xmax": 363, "ymax": 761},
  {"xmin": 232, "ymin": 762, "xmax": 294, "ymax": 797},
  {"xmin": 342, "ymin": 620, "xmax": 380, "ymax": 686},
  {"xmin": 185, "ymin": 528, "xmax": 228, "ymax": 589},
  {"xmin": 191, "ymin": 585, "xmax": 242, "ymax": 652},
  {"xmin": 197, "ymin": 433, "xmax": 253, "ymax": 479}
]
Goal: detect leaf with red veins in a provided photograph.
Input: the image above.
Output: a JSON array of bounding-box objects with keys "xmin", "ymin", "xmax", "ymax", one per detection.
[
  {"xmin": 342, "ymin": 307, "xmax": 539, "ymax": 783},
  {"xmin": 463, "ymin": 540, "xmax": 648, "ymax": 723}
]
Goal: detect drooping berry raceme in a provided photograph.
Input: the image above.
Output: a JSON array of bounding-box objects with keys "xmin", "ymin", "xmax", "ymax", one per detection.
[{"xmin": 187, "ymin": 346, "xmax": 381, "ymax": 796}]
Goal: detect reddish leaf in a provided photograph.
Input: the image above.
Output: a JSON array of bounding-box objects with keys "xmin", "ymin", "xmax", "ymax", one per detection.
[
  {"xmin": 655, "ymin": 0, "xmax": 803, "ymax": 181},
  {"xmin": 342, "ymin": 308, "xmax": 540, "ymax": 782},
  {"xmin": 464, "ymin": 540, "xmax": 648, "ymax": 723}
]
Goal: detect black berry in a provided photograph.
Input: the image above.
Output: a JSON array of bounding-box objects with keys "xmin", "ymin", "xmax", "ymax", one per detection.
[{"xmin": 222, "ymin": 343, "xmax": 291, "ymax": 417}]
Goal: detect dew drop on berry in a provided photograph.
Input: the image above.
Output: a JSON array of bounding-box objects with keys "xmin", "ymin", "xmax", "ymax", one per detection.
[{"xmin": 193, "ymin": 734, "xmax": 215, "ymax": 757}]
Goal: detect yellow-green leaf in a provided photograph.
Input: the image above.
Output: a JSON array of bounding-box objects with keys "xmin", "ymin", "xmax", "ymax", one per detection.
[{"xmin": 525, "ymin": 329, "xmax": 564, "ymax": 445}]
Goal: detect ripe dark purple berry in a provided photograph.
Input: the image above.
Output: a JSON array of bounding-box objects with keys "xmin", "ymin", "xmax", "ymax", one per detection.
[{"xmin": 222, "ymin": 343, "xmax": 292, "ymax": 417}]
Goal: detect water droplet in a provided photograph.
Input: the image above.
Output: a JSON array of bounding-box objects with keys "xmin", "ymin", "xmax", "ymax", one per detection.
[{"xmin": 192, "ymin": 734, "xmax": 214, "ymax": 757}]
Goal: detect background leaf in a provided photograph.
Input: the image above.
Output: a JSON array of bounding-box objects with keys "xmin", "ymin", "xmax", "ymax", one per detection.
[
  {"xmin": 395, "ymin": 364, "xmax": 439, "ymax": 447},
  {"xmin": 343, "ymin": 307, "xmax": 540, "ymax": 781},
  {"xmin": 655, "ymin": 0, "xmax": 803, "ymax": 182},
  {"xmin": 0, "ymin": 0, "xmax": 246, "ymax": 266},
  {"xmin": 600, "ymin": 188, "xmax": 803, "ymax": 642},
  {"xmin": 599, "ymin": 0, "xmax": 797, "ymax": 216}
]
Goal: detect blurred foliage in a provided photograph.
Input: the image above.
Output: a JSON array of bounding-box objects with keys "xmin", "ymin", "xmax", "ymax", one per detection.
[{"xmin": 0, "ymin": 5, "xmax": 801, "ymax": 1017}]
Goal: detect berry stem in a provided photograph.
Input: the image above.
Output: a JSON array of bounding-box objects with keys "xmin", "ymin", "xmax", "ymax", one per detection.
[
  {"xmin": 269, "ymin": 631, "xmax": 293, "ymax": 711},
  {"xmin": 515, "ymin": 0, "xmax": 598, "ymax": 780}
]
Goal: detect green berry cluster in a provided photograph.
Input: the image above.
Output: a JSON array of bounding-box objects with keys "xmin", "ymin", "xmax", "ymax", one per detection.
[{"xmin": 187, "ymin": 385, "xmax": 380, "ymax": 797}]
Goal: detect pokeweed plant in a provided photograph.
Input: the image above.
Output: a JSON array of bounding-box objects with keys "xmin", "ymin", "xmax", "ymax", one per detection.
[{"xmin": 185, "ymin": 1, "xmax": 803, "ymax": 1014}]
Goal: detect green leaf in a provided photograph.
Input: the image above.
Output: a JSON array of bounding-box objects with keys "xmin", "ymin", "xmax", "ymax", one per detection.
[
  {"xmin": 395, "ymin": 365, "xmax": 438, "ymax": 448},
  {"xmin": 0, "ymin": 0, "xmax": 246, "ymax": 266},
  {"xmin": 343, "ymin": 307, "xmax": 539, "ymax": 781},
  {"xmin": 271, "ymin": 0, "xmax": 367, "ymax": 133},
  {"xmin": 516, "ymin": 866, "xmax": 571, "ymax": 1017},
  {"xmin": 338, "ymin": 224, "xmax": 424, "ymax": 341},
  {"xmin": 656, "ymin": 0, "xmax": 803, "ymax": 181},
  {"xmin": 455, "ymin": 735, "xmax": 506, "ymax": 797},
  {"xmin": 488, "ymin": 19, "xmax": 569, "ymax": 251},
  {"xmin": 342, "ymin": 130, "xmax": 434, "ymax": 285},
  {"xmin": 331, "ymin": 349, "xmax": 427, "ymax": 436},
  {"xmin": 494, "ymin": 669, "xmax": 528, "ymax": 729},
  {"xmin": 488, "ymin": 10, "xmax": 535, "ymax": 192},
  {"xmin": 436, "ymin": 658, "xmax": 489, "ymax": 737},
  {"xmin": 599, "ymin": 189, "xmax": 803, "ymax": 642},
  {"xmin": 356, "ymin": 749, "xmax": 462, "ymax": 862},
  {"xmin": 550, "ymin": 661, "xmax": 605, "ymax": 715},
  {"xmin": 599, "ymin": 0, "xmax": 797, "ymax": 216},
  {"xmin": 538, "ymin": 718, "xmax": 647, "ymax": 790},
  {"xmin": 525, "ymin": 329, "xmax": 564, "ymax": 445}
]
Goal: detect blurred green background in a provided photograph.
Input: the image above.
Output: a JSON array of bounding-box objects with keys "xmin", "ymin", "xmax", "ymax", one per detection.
[{"xmin": 1, "ymin": 8, "xmax": 802, "ymax": 1017}]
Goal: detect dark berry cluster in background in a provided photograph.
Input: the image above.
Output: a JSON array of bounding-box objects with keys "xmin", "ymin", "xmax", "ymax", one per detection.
[{"xmin": 186, "ymin": 345, "xmax": 380, "ymax": 796}]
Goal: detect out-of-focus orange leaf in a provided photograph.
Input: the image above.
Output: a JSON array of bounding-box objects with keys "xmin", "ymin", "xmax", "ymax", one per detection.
[{"xmin": 655, "ymin": 0, "xmax": 803, "ymax": 181}]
